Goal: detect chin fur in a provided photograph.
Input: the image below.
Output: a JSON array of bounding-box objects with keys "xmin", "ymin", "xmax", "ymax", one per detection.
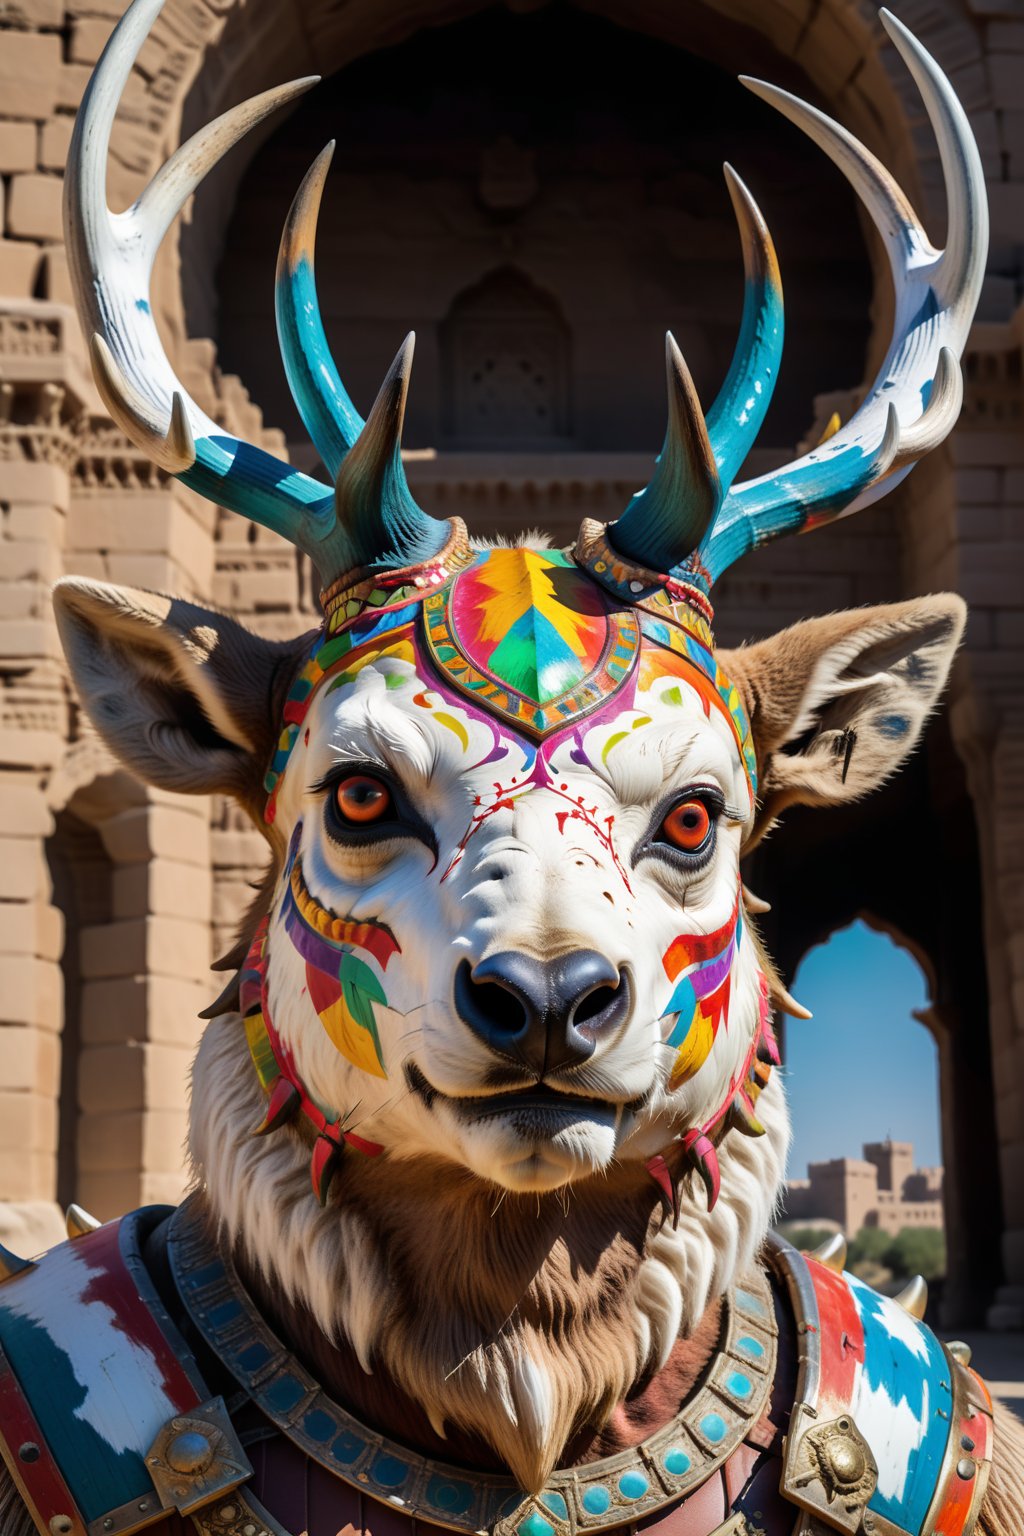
[{"xmin": 189, "ymin": 1014, "xmax": 790, "ymax": 1491}]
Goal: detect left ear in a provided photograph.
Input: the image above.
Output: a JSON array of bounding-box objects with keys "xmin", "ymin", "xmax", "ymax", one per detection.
[
  {"xmin": 719, "ymin": 594, "xmax": 966, "ymax": 842},
  {"xmin": 53, "ymin": 577, "xmax": 313, "ymax": 817}
]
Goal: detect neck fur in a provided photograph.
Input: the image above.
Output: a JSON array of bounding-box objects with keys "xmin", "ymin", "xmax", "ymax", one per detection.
[{"xmin": 188, "ymin": 1014, "xmax": 790, "ymax": 1492}]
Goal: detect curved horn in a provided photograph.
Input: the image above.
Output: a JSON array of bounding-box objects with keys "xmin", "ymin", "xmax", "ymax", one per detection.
[
  {"xmin": 705, "ymin": 164, "xmax": 784, "ymax": 487},
  {"xmin": 607, "ymin": 333, "xmax": 722, "ymax": 573},
  {"xmin": 327, "ymin": 333, "xmax": 445, "ymax": 574},
  {"xmin": 697, "ymin": 11, "xmax": 987, "ymax": 582},
  {"xmin": 276, "ymin": 142, "xmax": 365, "ymax": 480}
]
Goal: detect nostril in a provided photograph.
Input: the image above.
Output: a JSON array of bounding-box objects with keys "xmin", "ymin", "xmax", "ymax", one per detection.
[
  {"xmin": 471, "ymin": 980, "xmax": 528, "ymax": 1034},
  {"xmin": 571, "ymin": 984, "xmax": 619, "ymax": 1027},
  {"xmin": 453, "ymin": 958, "xmax": 535, "ymax": 1045}
]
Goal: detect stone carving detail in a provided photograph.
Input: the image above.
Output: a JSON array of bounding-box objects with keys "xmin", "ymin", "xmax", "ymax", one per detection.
[{"xmin": 443, "ymin": 269, "xmax": 570, "ymax": 445}]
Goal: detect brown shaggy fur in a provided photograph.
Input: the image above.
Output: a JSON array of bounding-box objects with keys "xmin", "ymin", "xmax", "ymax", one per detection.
[{"xmin": 240, "ymin": 1151, "xmax": 692, "ymax": 1491}]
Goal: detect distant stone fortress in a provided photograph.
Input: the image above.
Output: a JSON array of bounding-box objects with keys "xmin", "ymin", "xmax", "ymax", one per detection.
[{"xmin": 785, "ymin": 1140, "xmax": 944, "ymax": 1236}]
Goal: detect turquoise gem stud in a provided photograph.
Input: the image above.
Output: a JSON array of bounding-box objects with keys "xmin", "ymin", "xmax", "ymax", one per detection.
[
  {"xmin": 518, "ymin": 1512, "xmax": 555, "ymax": 1536},
  {"xmin": 582, "ymin": 1486, "xmax": 611, "ymax": 1515},
  {"xmin": 700, "ymin": 1413, "xmax": 727, "ymax": 1444},
  {"xmin": 725, "ymin": 1371, "xmax": 753, "ymax": 1399},
  {"xmin": 663, "ymin": 1448, "xmax": 691, "ymax": 1476},
  {"xmin": 540, "ymin": 1494, "xmax": 569, "ymax": 1520},
  {"xmin": 617, "ymin": 1471, "xmax": 649, "ymax": 1501}
]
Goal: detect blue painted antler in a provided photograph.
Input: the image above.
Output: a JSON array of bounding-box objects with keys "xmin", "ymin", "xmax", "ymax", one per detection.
[
  {"xmin": 610, "ymin": 165, "xmax": 783, "ymax": 575},
  {"xmin": 602, "ymin": 9, "xmax": 987, "ymax": 591},
  {"xmin": 65, "ymin": 0, "xmax": 451, "ymax": 589}
]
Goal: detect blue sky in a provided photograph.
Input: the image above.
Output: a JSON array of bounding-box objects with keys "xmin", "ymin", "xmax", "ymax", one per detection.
[{"xmin": 783, "ymin": 920, "xmax": 942, "ymax": 1178}]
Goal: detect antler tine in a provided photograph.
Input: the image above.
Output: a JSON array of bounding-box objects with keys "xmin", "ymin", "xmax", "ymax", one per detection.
[
  {"xmin": 890, "ymin": 346, "xmax": 963, "ymax": 469},
  {"xmin": 137, "ymin": 77, "xmax": 320, "ymax": 267},
  {"xmin": 694, "ymin": 14, "xmax": 986, "ymax": 584},
  {"xmin": 63, "ymin": 0, "xmax": 345, "ymax": 569},
  {"xmin": 880, "ymin": 8, "xmax": 988, "ymax": 313}
]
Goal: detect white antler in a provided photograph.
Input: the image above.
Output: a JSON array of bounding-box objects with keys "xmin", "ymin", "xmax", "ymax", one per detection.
[
  {"xmin": 63, "ymin": 0, "xmax": 337, "ymax": 550},
  {"xmin": 698, "ymin": 8, "xmax": 988, "ymax": 581}
]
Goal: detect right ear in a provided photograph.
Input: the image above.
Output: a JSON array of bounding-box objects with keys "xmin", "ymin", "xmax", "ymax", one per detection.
[{"xmin": 53, "ymin": 578, "xmax": 313, "ymax": 812}]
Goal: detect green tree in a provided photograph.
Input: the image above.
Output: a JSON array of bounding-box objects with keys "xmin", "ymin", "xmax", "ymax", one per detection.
[
  {"xmin": 848, "ymin": 1227, "xmax": 892, "ymax": 1267},
  {"xmin": 885, "ymin": 1226, "xmax": 946, "ymax": 1282}
]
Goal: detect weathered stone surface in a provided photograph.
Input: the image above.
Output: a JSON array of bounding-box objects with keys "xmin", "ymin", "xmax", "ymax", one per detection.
[
  {"xmin": 2, "ymin": 1024, "xmax": 61, "ymax": 1096},
  {"xmin": 78, "ymin": 1040, "xmax": 194, "ymax": 1114},
  {"xmin": 0, "ymin": 33, "xmax": 61, "ymax": 121},
  {"xmin": 0, "ymin": 121, "xmax": 37, "ymax": 174},
  {"xmin": 81, "ymin": 974, "xmax": 210, "ymax": 1047},
  {"xmin": 0, "ymin": 900, "xmax": 63, "ymax": 961},
  {"xmin": 0, "ymin": 957, "xmax": 62, "ymax": 1030},
  {"xmin": 113, "ymin": 857, "xmax": 214, "ymax": 922},
  {"xmin": 77, "ymin": 1107, "xmax": 189, "ymax": 1173},
  {"xmin": 7, "ymin": 173, "xmax": 63, "ymax": 241},
  {"xmin": 0, "ymin": 238, "xmax": 41, "ymax": 297},
  {"xmin": 100, "ymin": 802, "xmax": 210, "ymax": 867},
  {"xmin": 38, "ymin": 116, "xmax": 73, "ymax": 172},
  {"xmin": 0, "ymin": 1199, "xmax": 64, "ymax": 1257},
  {"xmin": 79, "ymin": 913, "xmax": 212, "ymax": 979}
]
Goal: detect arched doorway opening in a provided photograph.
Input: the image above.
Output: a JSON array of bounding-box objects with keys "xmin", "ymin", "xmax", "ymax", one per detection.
[
  {"xmin": 441, "ymin": 268, "xmax": 572, "ymax": 448},
  {"xmin": 782, "ymin": 922, "xmax": 948, "ymax": 1302}
]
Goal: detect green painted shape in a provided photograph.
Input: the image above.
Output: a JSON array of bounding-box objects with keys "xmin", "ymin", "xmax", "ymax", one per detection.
[{"xmin": 487, "ymin": 608, "xmax": 587, "ymax": 704}]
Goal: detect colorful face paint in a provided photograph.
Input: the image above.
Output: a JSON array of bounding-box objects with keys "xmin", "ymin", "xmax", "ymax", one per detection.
[
  {"xmin": 282, "ymin": 825, "xmax": 399, "ymax": 1079},
  {"xmin": 661, "ymin": 888, "xmax": 743, "ymax": 1089},
  {"xmin": 240, "ymin": 919, "xmax": 384, "ymax": 1205}
]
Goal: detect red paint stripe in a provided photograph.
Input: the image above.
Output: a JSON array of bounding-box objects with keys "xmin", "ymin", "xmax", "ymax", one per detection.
[
  {"xmin": 74, "ymin": 1222, "xmax": 199, "ymax": 1412},
  {"xmin": 806, "ymin": 1259, "xmax": 863, "ymax": 1409},
  {"xmin": 663, "ymin": 892, "xmax": 740, "ymax": 982},
  {"xmin": 0, "ymin": 1347, "xmax": 87, "ymax": 1535}
]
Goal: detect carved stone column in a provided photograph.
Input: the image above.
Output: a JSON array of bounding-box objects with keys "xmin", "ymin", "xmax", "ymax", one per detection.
[{"xmin": 0, "ymin": 302, "xmax": 89, "ymax": 1238}]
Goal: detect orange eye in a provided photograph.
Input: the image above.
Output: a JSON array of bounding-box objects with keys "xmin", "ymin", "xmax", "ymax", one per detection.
[
  {"xmin": 334, "ymin": 774, "xmax": 392, "ymax": 825},
  {"xmin": 661, "ymin": 798, "xmax": 712, "ymax": 852}
]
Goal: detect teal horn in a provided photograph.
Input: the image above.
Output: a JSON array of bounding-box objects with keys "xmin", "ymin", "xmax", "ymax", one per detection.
[
  {"xmin": 606, "ymin": 163, "xmax": 782, "ymax": 578},
  {"xmin": 275, "ymin": 142, "xmax": 364, "ymax": 480},
  {"xmin": 331, "ymin": 332, "xmax": 444, "ymax": 577},
  {"xmin": 608, "ymin": 333, "xmax": 723, "ymax": 575},
  {"xmin": 275, "ymin": 149, "xmax": 451, "ymax": 580}
]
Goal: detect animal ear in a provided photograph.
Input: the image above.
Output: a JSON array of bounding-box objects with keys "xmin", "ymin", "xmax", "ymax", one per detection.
[
  {"xmin": 719, "ymin": 594, "xmax": 966, "ymax": 842},
  {"xmin": 53, "ymin": 578, "xmax": 311, "ymax": 807}
]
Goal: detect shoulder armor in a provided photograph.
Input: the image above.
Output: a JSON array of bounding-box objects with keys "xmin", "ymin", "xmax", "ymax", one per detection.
[
  {"xmin": 0, "ymin": 1208, "xmax": 255, "ymax": 1536},
  {"xmin": 767, "ymin": 1236, "xmax": 993, "ymax": 1536}
]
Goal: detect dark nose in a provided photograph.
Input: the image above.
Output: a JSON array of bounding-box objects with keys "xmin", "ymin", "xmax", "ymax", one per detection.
[{"xmin": 453, "ymin": 950, "xmax": 630, "ymax": 1076}]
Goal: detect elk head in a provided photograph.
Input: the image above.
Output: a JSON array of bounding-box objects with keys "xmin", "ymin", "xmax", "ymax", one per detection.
[{"xmin": 53, "ymin": 0, "xmax": 984, "ymax": 1485}]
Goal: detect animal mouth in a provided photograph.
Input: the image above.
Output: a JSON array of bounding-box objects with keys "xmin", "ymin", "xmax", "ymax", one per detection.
[{"xmin": 405, "ymin": 1062, "xmax": 645, "ymax": 1124}]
